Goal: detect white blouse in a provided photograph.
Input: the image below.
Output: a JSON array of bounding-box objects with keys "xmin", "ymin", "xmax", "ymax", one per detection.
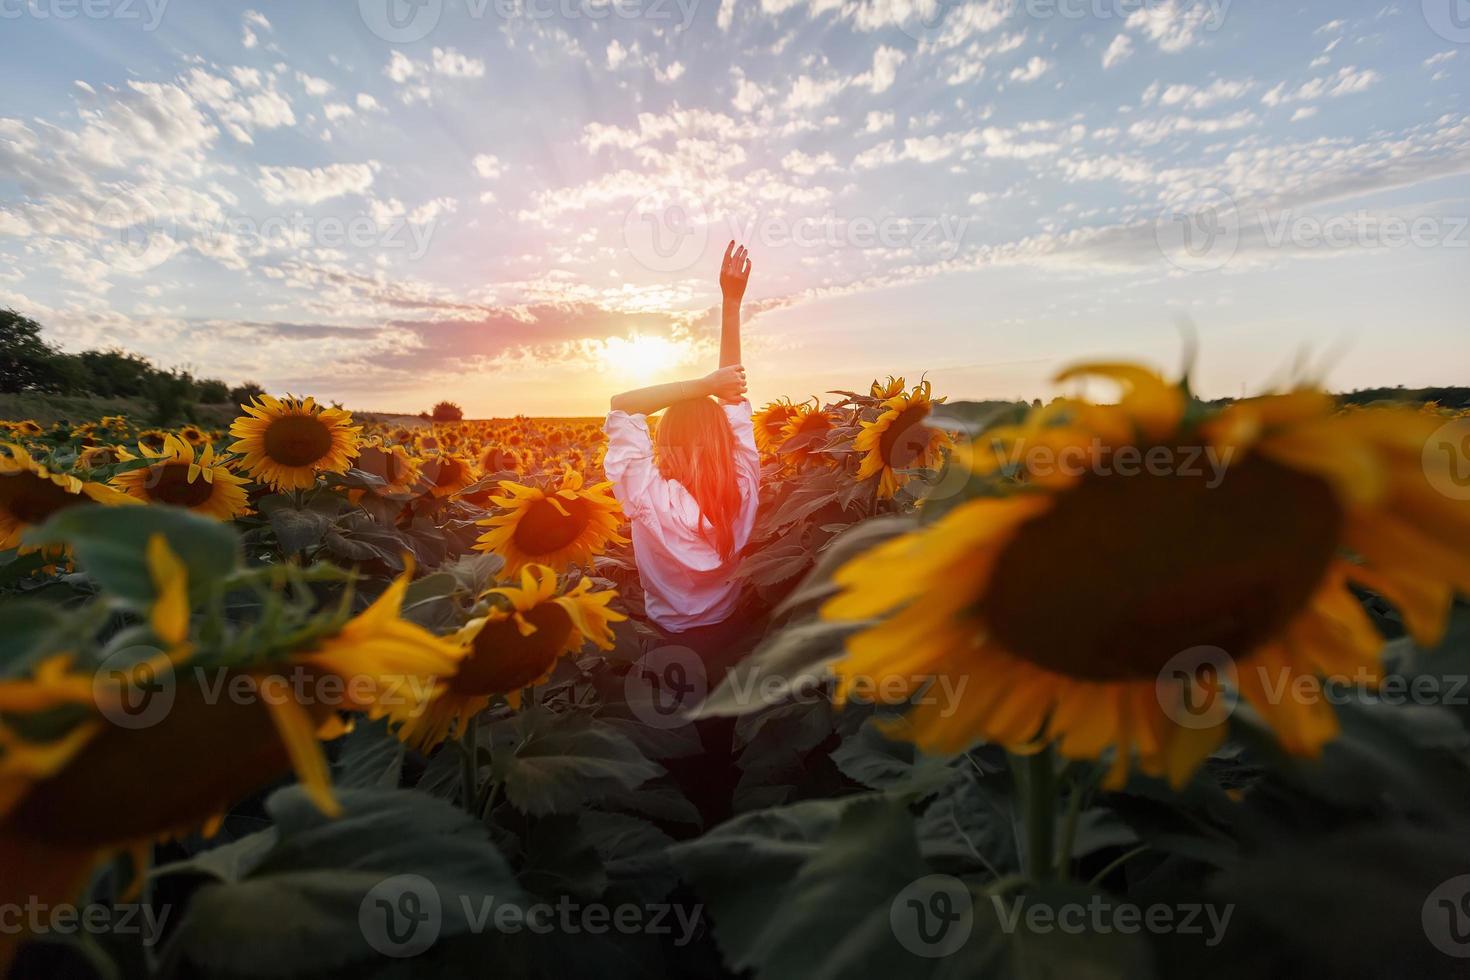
[{"xmin": 602, "ymin": 400, "xmax": 762, "ymax": 633}]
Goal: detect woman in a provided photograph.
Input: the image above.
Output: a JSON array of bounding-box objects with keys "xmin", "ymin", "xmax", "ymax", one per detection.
[{"xmin": 603, "ymin": 241, "xmax": 758, "ymax": 666}]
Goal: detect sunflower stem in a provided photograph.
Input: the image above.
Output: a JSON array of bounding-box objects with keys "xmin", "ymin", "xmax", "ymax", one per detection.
[
  {"xmin": 1020, "ymin": 746, "xmax": 1057, "ymax": 881},
  {"xmin": 459, "ymin": 717, "xmax": 479, "ymax": 815},
  {"xmin": 1055, "ymin": 763, "xmax": 1098, "ymax": 878}
]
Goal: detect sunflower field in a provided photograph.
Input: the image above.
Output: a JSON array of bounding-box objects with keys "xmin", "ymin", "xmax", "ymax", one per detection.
[{"xmin": 3, "ymin": 369, "xmax": 1470, "ymax": 979}]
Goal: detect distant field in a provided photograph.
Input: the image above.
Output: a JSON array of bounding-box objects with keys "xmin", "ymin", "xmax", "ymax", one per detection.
[{"xmin": 0, "ymin": 393, "xmax": 240, "ymax": 428}]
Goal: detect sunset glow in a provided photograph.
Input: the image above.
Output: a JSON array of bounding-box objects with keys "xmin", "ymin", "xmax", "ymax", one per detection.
[{"xmin": 0, "ymin": 3, "xmax": 1465, "ymax": 417}]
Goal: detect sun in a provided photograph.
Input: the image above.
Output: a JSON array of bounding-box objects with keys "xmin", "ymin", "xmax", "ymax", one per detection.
[{"xmin": 600, "ymin": 334, "xmax": 682, "ymax": 381}]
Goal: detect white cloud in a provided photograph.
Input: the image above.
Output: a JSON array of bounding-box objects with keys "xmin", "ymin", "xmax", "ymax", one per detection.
[
  {"xmin": 473, "ymin": 153, "xmax": 503, "ymax": 179},
  {"xmin": 257, "ymin": 163, "xmax": 378, "ymax": 204},
  {"xmin": 409, "ymin": 197, "xmax": 457, "ymax": 225},
  {"xmin": 1262, "ymin": 66, "xmax": 1382, "ymax": 106},
  {"xmin": 782, "ymin": 149, "xmax": 837, "ymax": 175},
  {"xmin": 865, "ymin": 110, "xmax": 894, "ymax": 133},
  {"xmin": 1156, "ymin": 78, "xmax": 1254, "ymax": 110},
  {"xmin": 298, "ymin": 73, "xmax": 333, "ymax": 97},
  {"xmin": 1125, "ymin": 0, "xmax": 1219, "ymax": 52},
  {"xmin": 241, "ymin": 9, "xmax": 270, "ymax": 49},
  {"xmin": 1009, "ymin": 57, "xmax": 1051, "ymax": 83},
  {"xmin": 856, "ymin": 45, "xmax": 905, "ymax": 94},
  {"xmin": 1102, "ymin": 33, "xmax": 1134, "ymax": 69}
]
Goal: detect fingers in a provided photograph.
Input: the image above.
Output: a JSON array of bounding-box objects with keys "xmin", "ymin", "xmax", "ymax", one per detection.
[{"xmin": 722, "ymin": 239, "xmax": 735, "ymax": 270}]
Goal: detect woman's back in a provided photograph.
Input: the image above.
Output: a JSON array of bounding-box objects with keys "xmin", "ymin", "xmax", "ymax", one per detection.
[{"xmin": 603, "ymin": 398, "xmax": 760, "ymax": 632}]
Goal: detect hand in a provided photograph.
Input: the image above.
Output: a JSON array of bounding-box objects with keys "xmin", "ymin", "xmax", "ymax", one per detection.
[
  {"xmin": 719, "ymin": 240, "xmax": 751, "ymax": 304},
  {"xmin": 702, "ymin": 364, "xmax": 747, "ymax": 403}
]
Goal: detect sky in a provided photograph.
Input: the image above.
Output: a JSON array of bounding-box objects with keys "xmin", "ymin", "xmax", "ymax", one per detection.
[{"xmin": 0, "ymin": 0, "xmax": 1466, "ymax": 416}]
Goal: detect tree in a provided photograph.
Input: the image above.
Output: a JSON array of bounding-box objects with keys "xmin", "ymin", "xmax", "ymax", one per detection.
[
  {"xmin": 431, "ymin": 401, "xmax": 464, "ymax": 422},
  {"xmin": 229, "ymin": 381, "xmax": 266, "ymax": 405},
  {"xmin": 0, "ymin": 309, "xmax": 66, "ymax": 393},
  {"xmin": 198, "ymin": 379, "xmax": 230, "ymax": 403}
]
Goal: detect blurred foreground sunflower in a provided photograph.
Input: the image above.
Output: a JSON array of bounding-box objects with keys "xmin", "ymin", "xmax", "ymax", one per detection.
[
  {"xmin": 854, "ymin": 379, "xmax": 952, "ymax": 499},
  {"xmin": 474, "ymin": 467, "xmax": 626, "ymax": 573},
  {"xmin": 111, "ymin": 435, "xmax": 249, "ymax": 520},
  {"xmin": 393, "ymin": 564, "xmax": 624, "ymax": 751},
  {"xmin": 822, "ymin": 363, "xmax": 1470, "ymax": 788},
  {"xmin": 0, "ymin": 444, "xmax": 132, "ymax": 551},
  {"xmin": 228, "ymin": 395, "xmax": 361, "ymax": 491},
  {"xmin": 0, "ymin": 541, "xmax": 461, "ymax": 971}
]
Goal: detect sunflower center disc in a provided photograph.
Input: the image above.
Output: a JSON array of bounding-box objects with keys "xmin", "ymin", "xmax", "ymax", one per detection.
[
  {"xmin": 878, "ymin": 404, "xmax": 934, "ymax": 470},
  {"xmin": 263, "ymin": 415, "xmax": 334, "ymax": 467},
  {"xmin": 513, "ymin": 496, "xmax": 591, "ymax": 555},
  {"xmin": 0, "ymin": 471, "xmax": 85, "ymax": 525},
  {"xmin": 453, "ymin": 604, "xmax": 574, "ymax": 696},
  {"xmin": 147, "ymin": 463, "xmax": 217, "ymax": 507},
  {"xmin": 979, "ymin": 454, "xmax": 1342, "ymax": 681}
]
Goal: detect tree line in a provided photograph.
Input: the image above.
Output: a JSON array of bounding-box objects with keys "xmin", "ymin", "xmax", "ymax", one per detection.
[{"xmin": 0, "ymin": 308, "xmax": 265, "ymax": 423}]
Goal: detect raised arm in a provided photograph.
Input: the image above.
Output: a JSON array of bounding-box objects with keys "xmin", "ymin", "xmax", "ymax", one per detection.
[
  {"xmin": 718, "ymin": 240, "xmax": 750, "ymax": 369},
  {"xmin": 610, "ymin": 366, "xmax": 747, "ymax": 416}
]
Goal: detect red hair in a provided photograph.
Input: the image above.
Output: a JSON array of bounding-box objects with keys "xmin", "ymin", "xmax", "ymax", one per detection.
[{"xmin": 655, "ymin": 396, "xmax": 743, "ymax": 560}]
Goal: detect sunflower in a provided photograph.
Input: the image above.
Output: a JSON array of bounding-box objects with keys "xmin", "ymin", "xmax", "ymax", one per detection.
[
  {"xmin": 480, "ymin": 445, "xmax": 522, "ymax": 473},
  {"xmin": 228, "ymin": 395, "xmax": 361, "ymax": 491},
  {"xmin": 474, "ymin": 467, "xmax": 626, "ymax": 573},
  {"xmin": 138, "ymin": 429, "xmax": 167, "ymax": 452},
  {"xmin": 110, "ymin": 435, "xmax": 249, "ymax": 520},
  {"xmin": 76, "ymin": 444, "xmax": 135, "ymax": 470},
  {"xmin": 393, "ymin": 565, "xmax": 624, "ymax": 751},
  {"xmin": 10, "ymin": 421, "xmax": 44, "ymax": 438},
  {"xmin": 421, "ymin": 453, "xmax": 477, "ymax": 499},
  {"xmin": 777, "ymin": 400, "xmax": 835, "ymax": 467},
  {"xmin": 0, "ymin": 545, "xmax": 461, "ymax": 971},
  {"xmin": 821, "ymin": 363, "xmax": 1470, "ymax": 789},
  {"xmin": 854, "ymin": 380, "xmax": 953, "ymax": 499},
  {"xmin": 354, "ymin": 440, "xmax": 423, "ymax": 496},
  {"xmin": 871, "ymin": 375, "xmax": 907, "ymax": 400},
  {"xmin": 752, "ymin": 399, "xmax": 800, "ymax": 458},
  {"xmin": 0, "ymin": 444, "xmax": 132, "ymax": 551},
  {"xmin": 178, "ymin": 424, "xmax": 208, "ymax": 446}
]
